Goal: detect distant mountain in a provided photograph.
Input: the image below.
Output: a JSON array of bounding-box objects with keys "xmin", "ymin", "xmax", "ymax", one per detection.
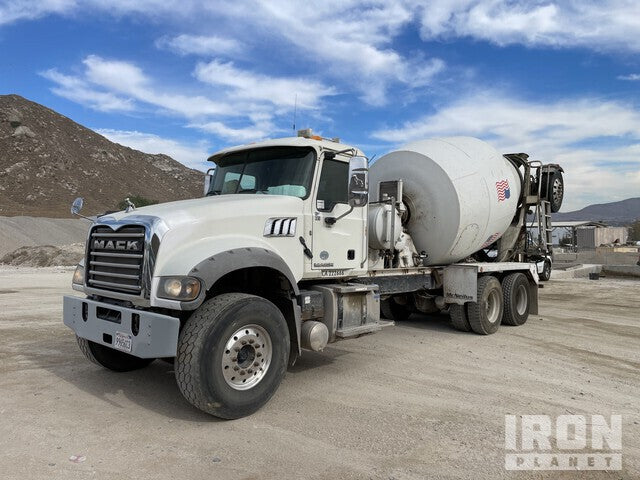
[
  {"xmin": 553, "ymin": 198, "xmax": 640, "ymax": 225},
  {"xmin": 0, "ymin": 94, "xmax": 203, "ymax": 217}
]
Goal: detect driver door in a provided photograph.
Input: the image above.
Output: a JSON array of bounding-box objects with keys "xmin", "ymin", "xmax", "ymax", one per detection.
[{"xmin": 311, "ymin": 158, "xmax": 365, "ymax": 275}]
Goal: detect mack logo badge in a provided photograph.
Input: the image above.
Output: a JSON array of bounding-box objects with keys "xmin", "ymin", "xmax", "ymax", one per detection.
[{"xmin": 93, "ymin": 240, "xmax": 140, "ymax": 251}]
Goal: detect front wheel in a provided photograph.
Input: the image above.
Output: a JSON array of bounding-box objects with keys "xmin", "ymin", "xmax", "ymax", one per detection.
[
  {"xmin": 175, "ymin": 293, "xmax": 290, "ymax": 419},
  {"xmin": 76, "ymin": 336, "xmax": 154, "ymax": 372},
  {"xmin": 539, "ymin": 259, "xmax": 552, "ymax": 282}
]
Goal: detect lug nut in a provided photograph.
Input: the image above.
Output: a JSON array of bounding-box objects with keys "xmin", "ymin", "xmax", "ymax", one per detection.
[
  {"xmin": 247, "ymin": 369, "xmax": 253, "ymax": 374},
  {"xmin": 231, "ymin": 357, "xmax": 237, "ymax": 362},
  {"xmin": 241, "ymin": 340, "xmax": 247, "ymax": 345},
  {"xmin": 256, "ymin": 352, "xmax": 262, "ymax": 357},
  {"xmin": 240, "ymin": 370, "xmax": 246, "ymax": 375},
  {"xmin": 248, "ymin": 339, "xmax": 255, "ymax": 344},
  {"xmin": 233, "ymin": 366, "xmax": 239, "ymax": 371},
  {"xmin": 253, "ymin": 362, "xmax": 259, "ymax": 367}
]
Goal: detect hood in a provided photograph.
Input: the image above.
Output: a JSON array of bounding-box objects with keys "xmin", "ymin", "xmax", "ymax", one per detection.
[{"xmin": 101, "ymin": 194, "xmax": 304, "ymax": 228}]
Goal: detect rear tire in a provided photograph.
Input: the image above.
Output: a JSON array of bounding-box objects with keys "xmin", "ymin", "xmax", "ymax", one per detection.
[
  {"xmin": 76, "ymin": 336, "xmax": 154, "ymax": 372},
  {"xmin": 380, "ymin": 298, "xmax": 411, "ymax": 321},
  {"xmin": 450, "ymin": 304, "xmax": 471, "ymax": 332},
  {"xmin": 468, "ymin": 276, "xmax": 503, "ymax": 335},
  {"xmin": 175, "ymin": 293, "xmax": 289, "ymax": 419},
  {"xmin": 501, "ymin": 273, "xmax": 530, "ymax": 326}
]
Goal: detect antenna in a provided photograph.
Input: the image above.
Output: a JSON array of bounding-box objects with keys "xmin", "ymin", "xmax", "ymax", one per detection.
[{"xmin": 293, "ymin": 93, "xmax": 297, "ymax": 131}]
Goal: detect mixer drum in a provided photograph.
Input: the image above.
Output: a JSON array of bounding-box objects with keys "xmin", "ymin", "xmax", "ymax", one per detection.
[{"xmin": 369, "ymin": 137, "xmax": 522, "ymax": 266}]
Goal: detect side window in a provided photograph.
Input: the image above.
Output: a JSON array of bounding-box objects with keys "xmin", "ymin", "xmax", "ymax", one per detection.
[{"xmin": 316, "ymin": 159, "xmax": 348, "ymax": 211}]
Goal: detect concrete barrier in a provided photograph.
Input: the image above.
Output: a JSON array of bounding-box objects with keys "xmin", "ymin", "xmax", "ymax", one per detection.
[
  {"xmin": 602, "ymin": 265, "xmax": 640, "ymax": 278},
  {"xmin": 551, "ymin": 264, "xmax": 602, "ymax": 279}
]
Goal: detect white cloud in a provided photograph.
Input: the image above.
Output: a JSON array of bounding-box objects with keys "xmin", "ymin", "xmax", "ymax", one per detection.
[
  {"xmin": 618, "ymin": 73, "xmax": 640, "ymax": 81},
  {"xmin": 0, "ymin": 0, "xmax": 75, "ymax": 25},
  {"xmin": 194, "ymin": 60, "xmax": 336, "ymax": 110},
  {"xmin": 40, "ymin": 69, "xmax": 136, "ymax": 112},
  {"xmin": 415, "ymin": 0, "xmax": 640, "ymax": 52},
  {"xmin": 44, "ymin": 54, "xmax": 334, "ymax": 143},
  {"xmin": 80, "ymin": 55, "xmax": 232, "ymax": 117},
  {"xmin": 204, "ymin": 1, "xmax": 445, "ymax": 105},
  {"xmin": 188, "ymin": 121, "xmax": 269, "ymax": 143},
  {"xmin": 95, "ymin": 129, "xmax": 211, "ymax": 170},
  {"xmin": 372, "ymin": 93, "xmax": 640, "ymax": 210},
  {"xmin": 156, "ymin": 34, "xmax": 243, "ymax": 56}
]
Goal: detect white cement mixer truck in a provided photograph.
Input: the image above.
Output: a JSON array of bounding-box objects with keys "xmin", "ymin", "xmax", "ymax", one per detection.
[{"xmin": 63, "ymin": 130, "xmax": 564, "ymax": 418}]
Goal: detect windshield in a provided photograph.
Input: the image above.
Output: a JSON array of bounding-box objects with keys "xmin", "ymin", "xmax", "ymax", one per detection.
[{"xmin": 207, "ymin": 147, "xmax": 316, "ymax": 198}]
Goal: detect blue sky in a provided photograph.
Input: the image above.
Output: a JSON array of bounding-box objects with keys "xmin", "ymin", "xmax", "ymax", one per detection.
[{"xmin": 2, "ymin": 1, "xmax": 640, "ymax": 211}]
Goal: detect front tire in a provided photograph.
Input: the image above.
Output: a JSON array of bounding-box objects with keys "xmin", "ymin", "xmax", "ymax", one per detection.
[
  {"xmin": 175, "ymin": 293, "xmax": 290, "ymax": 419},
  {"xmin": 76, "ymin": 336, "xmax": 154, "ymax": 372},
  {"xmin": 539, "ymin": 259, "xmax": 552, "ymax": 282},
  {"xmin": 468, "ymin": 276, "xmax": 503, "ymax": 335}
]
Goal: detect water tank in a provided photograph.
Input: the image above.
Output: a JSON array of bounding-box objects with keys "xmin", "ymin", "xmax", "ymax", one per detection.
[{"xmin": 369, "ymin": 137, "xmax": 521, "ymax": 266}]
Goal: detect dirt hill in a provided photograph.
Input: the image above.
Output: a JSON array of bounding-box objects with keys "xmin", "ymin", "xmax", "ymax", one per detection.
[
  {"xmin": 553, "ymin": 197, "xmax": 640, "ymax": 225},
  {"xmin": 0, "ymin": 94, "xmax": 203, "ymax": 217}
]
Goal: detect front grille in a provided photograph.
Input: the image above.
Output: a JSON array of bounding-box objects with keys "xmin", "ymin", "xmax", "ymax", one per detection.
[{"xmin": 87, "ymin": 225, "xmax": 145, "ymax": 295}]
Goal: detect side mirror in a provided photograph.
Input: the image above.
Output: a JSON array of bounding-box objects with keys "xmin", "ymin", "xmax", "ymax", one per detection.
[
  {"xmin": 348, "ymin": 156, "xmax": 368, "ymax": 207},
  {"xmin": 71, "ymin": 197, "xmax": 84, "ymax": 215},
  {"xmin": 203, "ymin": 167, "xmax": 215, "ymax": 196}
]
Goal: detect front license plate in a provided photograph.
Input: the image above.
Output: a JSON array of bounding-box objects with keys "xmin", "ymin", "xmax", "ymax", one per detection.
[{"xmin": 114, "ymin": 331, "xmax": 132, "ymax": 353}]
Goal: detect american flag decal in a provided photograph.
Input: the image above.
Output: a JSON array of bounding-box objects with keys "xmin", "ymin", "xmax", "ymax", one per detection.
[{"xmin": 496, "ymin": 179, "xmax": 511, "ymax": 202}]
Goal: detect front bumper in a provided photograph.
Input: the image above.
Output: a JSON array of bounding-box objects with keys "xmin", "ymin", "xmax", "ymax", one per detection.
[{"xmin": 63, "ymin": 296, "xmax": 180, "ymax": 358}]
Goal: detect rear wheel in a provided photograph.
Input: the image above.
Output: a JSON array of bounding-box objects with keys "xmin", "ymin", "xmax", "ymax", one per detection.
[
  {"xmin": 175, "ymin": 293, "xmax": 289, "ymax": 419},
  {"xmin": 501, "ymin": 273, "xmax": 530, "ymax": 326},
  {"xmin": 449, "ymin": 304, "xmax": 471, "ymax": 332},
  {"xmin": 380, "ymin": 297, "xmax": 411, "ymax": 321},
  {"xmin": 468, "ymin": 276, "xmax": 503, "ymax": 335},
  {"xmin": 76, "ymin": 336, "xmax": 154, "ymax": 372}
]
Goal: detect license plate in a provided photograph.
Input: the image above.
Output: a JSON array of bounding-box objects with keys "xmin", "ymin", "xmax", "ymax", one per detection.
[{"xmin": 114, "ymin": 331, "xmax": 132, "ymax": 353}]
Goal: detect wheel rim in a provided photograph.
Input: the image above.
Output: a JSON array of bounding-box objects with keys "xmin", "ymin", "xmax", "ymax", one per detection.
[
  {"xmin": 515, "ymin": 284, "xmax": 528, "ymax": 316},
  {"xmin": 221, "ymin": 324, "xmax": 272, "ymax": 391},
  {"xmin": 552, "ymin": 178, "xmax": 563, "ymax": 206},
  {"xmin": 544, "ymin": 261, "xmax": 551, "ymax": 277},
  {"xmin": 486, "ymin": 289, "xmax": 501, "ymax": 324}
]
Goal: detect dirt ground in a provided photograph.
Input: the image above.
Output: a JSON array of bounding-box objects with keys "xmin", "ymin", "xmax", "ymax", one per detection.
[{"xmin": 0, "ymin": 267, "xmax": 638, "ymax": 480}]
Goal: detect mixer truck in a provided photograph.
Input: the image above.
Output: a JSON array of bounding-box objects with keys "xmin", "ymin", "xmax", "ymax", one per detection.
[{"xmin": 63, "ymin": 131, "xmax": 564, "ymax": 419}]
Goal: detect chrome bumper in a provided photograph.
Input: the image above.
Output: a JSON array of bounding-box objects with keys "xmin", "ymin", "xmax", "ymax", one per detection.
[{"xmin": 63, "ymin": 295, "xmax": 180, "ymax": 358}]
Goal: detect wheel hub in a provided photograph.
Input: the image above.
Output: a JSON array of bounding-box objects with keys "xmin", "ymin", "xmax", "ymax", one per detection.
[
  {"xmin": 552, "ymin": 178, "xmax": 563, "ymax": 205},
  {"xmin": 221, "ymin": 324, "xmax": 272, "ymax": 391}
]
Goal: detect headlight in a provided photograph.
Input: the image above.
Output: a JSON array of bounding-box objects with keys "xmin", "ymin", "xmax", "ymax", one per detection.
[
  {"xmin": 72, "ymin": 264, "xmax": 85, "ymax": 285},
  {"xmin": 157, "ymin": 276, "xmax": 201, "ymax": 301}
]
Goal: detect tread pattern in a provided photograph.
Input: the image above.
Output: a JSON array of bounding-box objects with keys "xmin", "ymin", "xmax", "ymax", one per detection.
[
  {"xmin": 468, "ymin": 276, "xmax": 503, "ymax": 335},
  {"xmin": 502, "ymin": 273, "xmax": 529, "ymax": 326},
  {"xmin": 174, "ymin": 293, "xmax": 252, "ymax": 414},
  {"xmin": 449, "ymin": 304, "xmax": 471, "ymax": 332},
  {"xmin": 77, "ymin": 336, "xmax": 99, "ymax": 365}
]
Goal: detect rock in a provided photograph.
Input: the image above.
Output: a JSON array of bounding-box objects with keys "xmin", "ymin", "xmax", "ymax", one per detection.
[{"xmin": 12, "ymin": 125, "xmax": 36, "ymax": 138}]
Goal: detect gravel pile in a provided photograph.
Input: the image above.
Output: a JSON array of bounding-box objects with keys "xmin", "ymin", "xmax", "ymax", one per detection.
[{"xmin": 0, "ymin": 243, "xmax": 84, "ymax": 267}]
